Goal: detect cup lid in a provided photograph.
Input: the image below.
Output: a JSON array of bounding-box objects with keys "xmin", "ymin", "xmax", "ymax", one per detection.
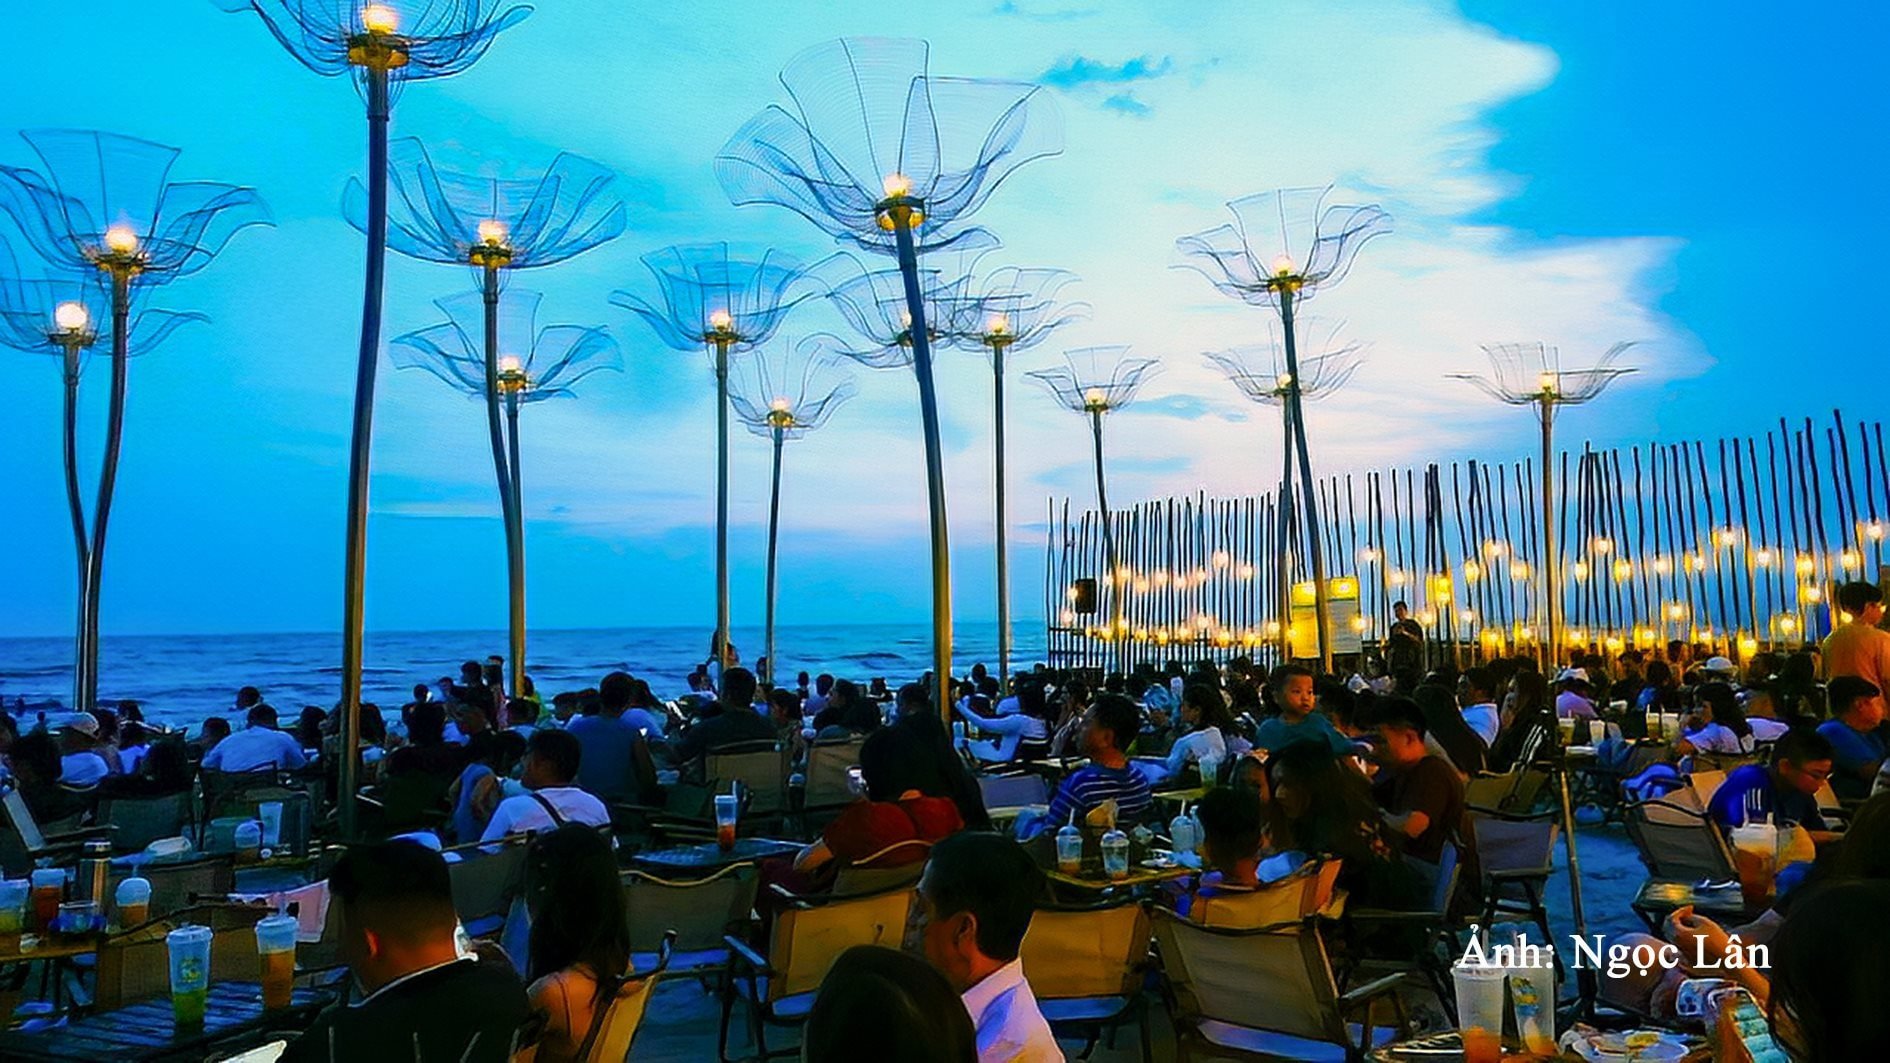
[{"xmin": 167, "ymin": 924, "xmax": 213, "ymax": 944}]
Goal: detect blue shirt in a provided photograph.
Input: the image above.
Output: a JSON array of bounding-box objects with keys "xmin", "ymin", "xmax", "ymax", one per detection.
[
  {"xmin": 566, "ymin": 713, "xmax": 644, "ymax": 801},
  {"xmin": 1044, "ymin": 762, "xmax": 1153, "ymax": 830},
  {"xmin": 1817, "ymin": 719, "xmax": 1887, "ymax": 799},
  {"xmin": 1705, "ymin": 764, "xmax": 1827, "ymax": 831},
  {"xmin": 1254, "ymin": 712, "xmax": 1355, "ymax": 757}
]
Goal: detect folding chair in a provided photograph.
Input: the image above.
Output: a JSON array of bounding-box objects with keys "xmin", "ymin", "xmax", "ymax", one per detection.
[
  {"xmin": 514, "ymin": 932, "xmax": 677, "ymax": 1063},
  {"xmin": 1153, "ymin": 909, "xmax": 1405, "ymax": 1062},
  {"xmin": 830, "ymin": 839, "xmax": 932, "ymax": 895},
  {"xmin": 801, "ymin": 736, "xmax": 867, "ymax": 814},
  {"xmin": 669, "ymin": 742, "xmax": 790, "ymax": 827},
  {"xmin": 1465, "ymin": 811, "xmax": 1559, "ymax": 960},
  {"xmin": 721, "ymin": 885, "xmax": 916, "ymax": 1061},
  {"xmin": 1621, "ymin": 799, "xmax": 1738, "ymax": 883},
  {"xmin": 621, "ymin": 863, "xmax": 760, "ymax": 979},
  {"xmin": 1190, "ymin": 859, "xmax": 1344, "ymax": 929},
  {"xmin": 0, "ymin": 784, "xmax": 111, "ymax": 876},
  {"xmin": 1337, "ymin": 844, "xmax": 1462, "ymax": 1019},
  {"xmin": 1019, "ymin": 897, "xmax": 1155, "ymax": 1060},
  {"xmin": 444, "ymin": 836, "xmax": 529, "ymax": 939},
  {"xmin": 96, "ymin": 791, "xmax": 194, "ymax": 855},
  {"xmin": 133, "ymin": 853, "xmax": 237, "ymax": 919}
]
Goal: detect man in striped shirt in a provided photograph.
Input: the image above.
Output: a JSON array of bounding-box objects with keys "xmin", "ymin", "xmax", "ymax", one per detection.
[{"xmin": 1036, "ymin": 694, "xmax": 1153, "ymax": 833}]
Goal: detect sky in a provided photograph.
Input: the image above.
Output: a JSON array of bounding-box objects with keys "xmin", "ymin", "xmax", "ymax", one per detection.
[{"xmin": 0, "ymin": 0, "xmax": 1882, "ymax": 639}]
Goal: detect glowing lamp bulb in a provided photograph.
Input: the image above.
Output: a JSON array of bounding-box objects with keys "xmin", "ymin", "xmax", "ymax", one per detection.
[
  {"xmin": 1869, "ymin": 522, "xmax": 1885, "ymax": 541},
  {"xmin": 986, "ymin": 315, "xmax": 1010, "ymax": 336},
  {"xmin": 1538, "ymin": 371, "xmax": 1557, "ymax": 392},
  {"xmin": 53, "ymin": 301, "xmax": 89, "ymax": 332},
  {"xmin": 1084, "ymin": 387, "xmax": 1105, "ymax": 406},
  {"xmin": 709, "ymin": 309, "xmax": 733, "ymax": 330},
  {"xmin": 103, "ymin": 224, "xmax": 139, "ymax": 254},
  {"xmin": 1275, "ymin": 373, "xmax": 1293, "ymax": 389},
  {"xmin": 497, "ymin": 355, "xmax": 523, "ymax": 375},
  {"xmin": 1667, "ymin": 604, "xmax": 1685, "ymax": 621},
  {"xmin": 1592, "ymin": 537, "xmax": 1613, "ymax": 555},
  {"xmin": 1271, "ymin": 253, "xmax": 1296, "ymax": 277},
  {"xmin": 1755, "ymin": 549, "xmax": 1774, "ymax": 567},
  {"xmin": 770, "ymin": 397, "xmax": 791, "ymax": 413},
  {"xmin": 882, "ymin": 172, "xmax": 911, "ymax": 198},
  {"xmin": 361, "ymin": 4, "xmax": 399, "ymax": 33},
  {"xmin": 477, "ymin": 219, "xmax": 509, "ymax": 246},
  {"xmin": 1842, "ymin": 550, "xmax": 1861, "ymax": 568}
]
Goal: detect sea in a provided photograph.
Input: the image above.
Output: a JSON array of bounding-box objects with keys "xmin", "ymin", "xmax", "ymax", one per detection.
[{"xmin": 0, "ymin": 621, "xmax": 1045, "ymax": 732}]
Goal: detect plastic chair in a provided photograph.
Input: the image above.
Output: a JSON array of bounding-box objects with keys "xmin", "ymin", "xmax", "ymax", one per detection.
[
  {"xmin": 830, "ymin": 839, "xmax": 932, "ymax": 895},
  {"xmin": 722, "ymin": 885, "xmax": 917, "ymax": 1061},
  {"xmin": 1337, "ymin": 843, "xmax": 1462, "ymax": 1020},
  {"xmin": 621, "ymin": 863, "xmax": 760, "ymax": 977},
  {"xmin": 1019, "ymin": 898, "xmax": 1155, "ymax": 1060},
  {"xmin": 1190, "ymin": 859, "xmax": 1344, "ymax": 929},
  {"xmin": 1152, "ymin": 909, "xmax": 1406, "ymax": 1062},
  {"xmin": 445, "ymin": 836, "xmax": 529, "ymax": 939},
  {"xmin": 1622, "ymin": 798, "xmax": 1738, "ymax": 883}
]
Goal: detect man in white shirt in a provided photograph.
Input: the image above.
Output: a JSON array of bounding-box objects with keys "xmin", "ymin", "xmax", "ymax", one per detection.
[
  {"xmin": 201, "ymin": 704, "xmax": 307, "ymax": 774},
  {"xmin": 917, "ymin": 833, "xmax": 1061, "ymax": 1063},
  {"xmin": 56, "ymin": 714, "xmax": 112, "ymax": 786},
  {"xmin": 480, "ymin": 729, "xmax": 609, "ymax": 842},
  {"xmin": 1457, "ymin": 667, "xmax": 1501, "ymax": 747}
]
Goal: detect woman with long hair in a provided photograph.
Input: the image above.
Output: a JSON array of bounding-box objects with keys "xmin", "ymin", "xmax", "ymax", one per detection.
[
  {"xmin": 1412, "ymin": 682, "xmax": 1487, "ymax": 777},
  {"xmin": 1489, "ymin": 669, "xmax": 1556, "ymax": 772},
  {"xmin": 1676, "ymin": 681, "xmax": 1758, "ymax": 756},
  {"xmin": 525, "ymin": 824, "xmax": 635, "ymax": 1063},
  {"xmin": 1266, "ymin": 741, "xmax": 1417, "ymax": 909}
]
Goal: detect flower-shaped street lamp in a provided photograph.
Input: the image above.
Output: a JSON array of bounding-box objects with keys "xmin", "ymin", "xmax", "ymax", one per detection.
[
  {"xmin": 1206, "ymin": 321, "xmax": 1363, "ymax": 661},
  {"xmin": 1030, "ymin": 346, "xmax": 1161, "ymax": 672},
  {"xmin": 730, "ymin": 340, "xmax": 857, "ymax": 684},
  {"xmin": 956, "ymin": 267, "xmax": 1087, "ymax": 686},
  {"xmin": 1178, "ymin": 186, "xmax": 1389, "ymax": 671},
  {"xmin": 718, "ymin": 36, "xmax": 1062, "ymax": 713},
  {"xmin": 393, "ymin": 289, "xmax": 619, "ymax": 684},
  {"xmin": 615, "ymin": 244, "xmax": 819, "ymax": 664},
  {"xmin": 353, "ymin": 139, "xmax": 625, "ymax": 695},
  {"xmin": 218, "ymin": 0, "xmax": 529, "ymax": 833},
  {"xmin": 0, "ymin": 130, "xmax": 268, "ymax": 712}
]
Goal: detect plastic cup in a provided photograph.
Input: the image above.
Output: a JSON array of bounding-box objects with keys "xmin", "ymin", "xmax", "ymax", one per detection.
[
  {"xmin": 57, "ymin": 900, "xmax": 98, "ymax": 935},
  {"xmin": 714, "ymin": 794, "xmax": 739, "ymax": 851},
  {"xmin": 1509, "ymin": 968, "xmax": 1556, "ymax": 1055},
  {"xmin": 1558, "ymin": 717, "xmax": 1576, "ymax": 744},
  {"xmin": 1055, "ymin": 825, "xmax": 1083, "ymax": 874},
  {"xmin": 257, "ymin": 802, "xmax": 285, "ymax": 849},
  {"xmin": 1730, "ymin": 822, "xmax": 1779, "ymax": 908},
  {"xmin": 116, "ymin": 877, "xmax": 152, "ymax": 929},
  {"xmin": 29, "ymin": 869, "xmax": 64, "ymax": 930},
  {"xmin": 166, "ymin": 925, "xmax": 213, "ymax": 1027},
  {"xmin": 255, "ymin": 913, "xmax": 299, "ymax": 1010},
  {"xmin": 1100, "ymin": 829, "xmax": 1130, "ymax": 880},
  {"xmin": 235, "ymin": 820, "xmax": 264, "ymax": 864},
  {"xmin": 1452, "ymin": 962, "xmax": 1507, "ymax": 1063},
  {"xmin": 0, "ymin": 879, "xmax": 27, "ymax": 934}
]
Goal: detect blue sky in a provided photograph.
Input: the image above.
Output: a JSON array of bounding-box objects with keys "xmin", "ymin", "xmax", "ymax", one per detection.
[{"xmin": 1, "ymin": 0, "xmax": 1878, "ymax": 638}]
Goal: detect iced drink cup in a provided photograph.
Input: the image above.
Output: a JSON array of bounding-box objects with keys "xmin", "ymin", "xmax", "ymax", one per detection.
[
  {"xmin": 714, "ymin": 794, "xmax": 739, "ymax": 851},
  {"xmin": 1452, "ymin": 962, "xmax": 1506, "ymax": 1063},
  {"xmin": 29, "ymin": 869, "xmax": 63, "ymax": 930},
  {"xmin": 167, "ymin": 924, "xmax": 213, "ymax": 1027},
  {"xmin": 255, "ymin": 913, "xmax": 299, "ymax": 1010}
]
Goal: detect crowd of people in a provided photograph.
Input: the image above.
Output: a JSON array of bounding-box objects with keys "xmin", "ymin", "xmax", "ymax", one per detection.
[{"xmin": 5, "ymin": 589, "xmax": 1888, "ymax": 1060}]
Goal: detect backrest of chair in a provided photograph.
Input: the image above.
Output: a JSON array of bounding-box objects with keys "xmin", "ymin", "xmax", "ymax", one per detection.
[
  {"xmin": 832, "ymin": 841, "xmax": 930, "ymax": 895},
  {"xmin": 1814, "ymin": 781, "xmax": 1842, "ymax": 814},
  {"xmin": 580, "ymin": 972, "xmax": 662, "ymax": 1063},
  {"xmin": 1689, "ymin": 770, "xmax": 1728, "ymax": 806},
  {"xmin": 449, "ymin": 840, "xmax": 528, "ymax": 928},
  {"xmin": 100, "ymin": 792, "xmax": 192, "ymax": 854},
  {"xmin": 1151, "ymin": 911, "xmax": 1345, "ymax": 1047},
  {"xmin": 707, "ymin": 745, "xmax": 789, "ymax": 816},
  {"xmin": 978, "ymin": 772, "xmax": 1051, "ymax": 810},
  {"xmin": 622, "ymin": 864, "xmax": 760, "ymax": 954},
  {"xmin": 1625, "ymin": 801, "xmax": 1736, "ymax": 880},
  {"xmin": 1468, "ymin": 814, "xmax": 1559, "ymax": 877},
  {"xmin": 201, "ymin": 768, "xmax": 281, "ymax": 819},
  {"xmin": 139, "ymin": 854, "xmax": 237, "ymax": 918},
  {"xmin": 767, "ymin": 889, "xmax": 915, "ymax": 1002},
  {"xmin": 1463, "ymin": 771, "xmax": 1521, "ymax": 812},
  {"xmin": 1, "ymin": 787, "xmax": 47, "ymax": 851},
  {"xmin": 1626, "ymin": 741, "xmax": 1673, "ymax": 775},
  {"xmin": 95, "ymin": 904, "xmax": 266, "ymax": 1010},
  {"xmin": 804, "ymin": 737, "xmax": 867, "ymax": 810},
  {"xmin": 1191, "ymin": 861, "xmax": 1339, "ymax": 930},
  {"xmin": 1019, "ymin": 902, "xmax": 1151, "ymax": 1000}
]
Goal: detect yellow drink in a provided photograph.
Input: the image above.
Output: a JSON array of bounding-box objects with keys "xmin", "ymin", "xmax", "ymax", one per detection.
[{"xmin": 260, "ymin": 947, "xmax": 296, "ymax": 1010}]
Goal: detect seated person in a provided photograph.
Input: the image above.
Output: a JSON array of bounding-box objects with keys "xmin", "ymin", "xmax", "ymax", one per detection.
[
  {"xmin": 1367, "ymin": 696, "xmax": 1466, "ymax": 871},
  {"xmin": 812, "ymin": 679, "xmax": 883, "ymax": 740},
  {"xmin": 954, "ymin": 683, "xmax": 1050, "ymax": 765},
  {"xmin": 566, "ymin": 671, "xmax": 647, "ymax": 802},
  {"xmin": 523, "ymin": 825, "xmax": 635, "ymax": 1063},
  {"xmin": 281, "ymin": 841, "xmax": 529, "ymax": 1063},
  {"xmin": 1140, "ymin": 683, "xmax": 1239, "ymax": 785},
  {"xmin": 202, "ymin": 703, "xmax": 308, "ymax": 775},
  {"xmin": 55, "ymin": 713, "xmax": 112, "ymax": 785},
  {"xmin": 449, "ymin": 731, "xmax": 528, "ymax": 844},
  {"xmin": 670, "ymin": 667, "xmax": 777, "ymax": 775},
  {"xmin": 1456, "ymin": 668, "xmax": 1501, "ymax": 747},
  {"xmin": 1705, "ymin": 729, "xmax": 1836, "ymax": 841},
  {"xmin": 480, "ymin": 730, "xmax": 609, "ymax": 841},
  {"xmin": 916, "ymin": 833, "xmax": 1059, "ymax": 1063},
  {"xmin": 1675, "ymin": 681, "xmax": 1758, "ymax": 757},
  {"xmin": 803, "ymin": 945, "xmax": 980, "ymax": 1063},
  {"xmin": 1253, "ymin": 664, "xmax": 1353, "ymax": 757},
  {"xmin": 794, "ymin": 724, "xmax": 965, "ymax": 877},
  {"xmin": 6, "ymin": 731, "xmax": 92, "ymax": 824},
  {"xmin": 1187, "ymin": 783, "xmax": 1265, "ymax": 899},
  {"xmin": 1266, "ymin": 741, "xmax": 1416, "ymax": 908},
  {"xmin": 1816, "ymin": 676, "xmax": 1885, "ymax": 800},
  {"xmin": 1553, "ymin": 668, "xmax": 1598, "ymax": 720},
  {"xmin": 1028, "ymin": 694, "xmax": 1152, "ymax": 836}
]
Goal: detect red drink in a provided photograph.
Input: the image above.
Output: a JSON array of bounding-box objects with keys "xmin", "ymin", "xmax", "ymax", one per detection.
[
  {"xmin": 30, "ymin": 887, "xmax": 60, "ymax": 929},
  {"xmin": 1460, "ymin": 1025, "xmax": 1502, "ymax": 1063},
  {"xmin": 716, "ymin": 822, "xmax": 737, "ymax": 850}
]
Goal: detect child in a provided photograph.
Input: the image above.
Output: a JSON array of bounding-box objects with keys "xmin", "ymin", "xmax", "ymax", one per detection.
[{"xmin": 1253, "ymin": 664, "xmax": 1354, "ymax": 757}]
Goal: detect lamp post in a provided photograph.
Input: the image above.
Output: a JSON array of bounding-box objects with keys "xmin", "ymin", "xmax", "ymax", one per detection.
[
  {"xmin": 355, "ymin": 141, "xmax": 625, "ymax": 699},
  {"xmin": 719, "ymin": 37, "xmax": 1061, "ymax": 716},
  {"xmin": 1206, "ymin": 323, "xmax": 1363, "ymax": 663},
  {"xmin": 0, "ymin": 131, "xmax": 268, "ymax": 712},
  {"xmin": 616, "ymin": 244, "xmax": 819, "ymax": 669},
  {"xmin": 220, "ymin": 0, "xmax": 527, "ymax": 837},
  {"xmin": 729, "ymin": 340, "xmax": 857, "ymax": 685},
  {"xmin": 1029, "ymin": 347, "xmax": 1161, "ymax": 675},
  {"xmin": 1178, "ymin": 187, "xmax": 1389, "ymax": 672}
]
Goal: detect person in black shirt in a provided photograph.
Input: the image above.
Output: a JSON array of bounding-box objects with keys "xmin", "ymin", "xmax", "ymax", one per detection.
[
  {"xmin": 1366, "ymin": 696, "xmax": 1466, "ymax": 869},
  {"xmin": 282, "ymin": 841, "xmax": 528, "ymax": 1063},
  {"xmin": 671, "ymin": 667, "xmax": 777, "ymax": 772}
]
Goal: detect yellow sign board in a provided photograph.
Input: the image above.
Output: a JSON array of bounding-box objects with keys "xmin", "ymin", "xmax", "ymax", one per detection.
[{"xmin": 1289, "ymin": 577, "xmax": 1363, "ymax": 659}]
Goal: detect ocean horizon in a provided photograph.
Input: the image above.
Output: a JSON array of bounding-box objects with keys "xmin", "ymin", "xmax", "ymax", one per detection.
[{"xmin": 0, "ymin": 621, "xmax": 1049, "ymax": 732}]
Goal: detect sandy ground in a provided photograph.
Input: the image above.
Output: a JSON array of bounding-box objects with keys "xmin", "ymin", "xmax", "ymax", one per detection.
[{"xmin": 625, "ymin": 820, "xmax": 1652, "ymax": 1061}]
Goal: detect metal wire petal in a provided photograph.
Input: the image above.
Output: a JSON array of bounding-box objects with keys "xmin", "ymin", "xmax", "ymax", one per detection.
[
  {"xmin": 612, "ymin": 243, "xmax": 820, "ymax": 358},
  {"xmin": 1204, "ymin": 318, "xmax": 1364, "ymax": 406},
  {"xmin": 214, "ymin": 0, "xmax": 532, "ymax": 84},
  {"xmin": 1176, "ymin": 185, "xmax": 1389, "ymax": 308},
  {"xmin": 728, "ymin": 336, "xmax": 858, "ymax": 441},
  {"xmin": 1029, "ymin": 345, "xmax": 1162, "ymax": 414},
  {"xmin": 1447, "ymin": 341, "xmax": 1638, "ymax": 412}
]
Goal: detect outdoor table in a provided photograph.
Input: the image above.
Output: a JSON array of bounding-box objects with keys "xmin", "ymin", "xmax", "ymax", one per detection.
[
  {"xmin": 0, "ymin": 934, "xmax": 105, "ymax": 966},
  {"xmin": 631, "ymin": 837, "xmax": 801, "ymax": 875},
  {"xmin": 1149, "ymin": 785, "xmax": 1211, "ymax": 808},
  {"xmin": 1044, "ymin": 862, "xmax": 1191, "ymax": 894},
  {"xmin": 1630, "ymin": 878, "xmax": 1752, "ymax": 934},
  {"xmin": 0, "ymin": 981, "xmax": 331, "ymax": 1061}
]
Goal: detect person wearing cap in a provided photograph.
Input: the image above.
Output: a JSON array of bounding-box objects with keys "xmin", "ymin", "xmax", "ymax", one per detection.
[
  {"xmin": 202, "ymin": 704, "xmax": 308, "ymax": 774},
  {"xmin": 56, "ymin": 713, "xmax": 111, "ymax": 786},
  {"xmin": 1554, "ymin": 668, "xmax": 1598, "ymax": 720},
  {"xmin": 1701, "ymin": 656, "xmax": 1740, "ymax": 683}
]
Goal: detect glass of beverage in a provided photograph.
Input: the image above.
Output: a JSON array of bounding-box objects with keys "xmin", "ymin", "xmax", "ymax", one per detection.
[
  {"xmin": 1100, "ymin": 828, "xmax": 1130, "ymax": 880},
  {"xmin": 1557, "ymin": 716, "xmax": 1577, "ymax": 745},
  {"xmin": 115, "ymin": 876, "xmax": 152, "ymax": 929},
  {"xmin": 0, "ymin": 879, "xmax": 28, "ymax": 935},
  {"xmin": 1452, "ymin": 961, "xmax": 1507, "ymax": 1063},
  {"xmin": 57, "ymin": 900, "xmax": 99, "ymax": 936},
  {"xmin": 1509, "ymin": 968, "xmax": 1557, "ymax": 1055},
  {"xmin": 1730, "ymin": 821, "xmax": 1779, "ymax": 908},
  {"xmin": 255, "ymin": 913, "xmax": 299, "ymax": 1010},
  {"xmin": 713, "ymin": 793, "xmax": 739, "ymax": 851},
  {"xmin": 28, "ymin": 869, "xmax": 64, "ymax": 930},
  {"xmin": 235, "ymin": 820, "xmax": 264, "ymax": 864},
  {"xmin": 166, "ymin": 924, "xmax": 213, "ymax": 1027},
  {"xmin": 258, "ymin": 802, "xmax": 285, "ymax": 850}
]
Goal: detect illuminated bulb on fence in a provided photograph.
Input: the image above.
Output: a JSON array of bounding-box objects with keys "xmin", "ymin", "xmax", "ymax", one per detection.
[
  {"xmin": 1236, "ymin": 564, "xmax": 1256, "ymax": 580},
  {"xmin": 1132, "ymin": 579, "xmax": 1150, "ymax": 595},
  {"xmin": 1795, "ymin": 556, "xmax": 1815, "ymax": 576},
  {"xmin": 1667, "ymin": 604, "xmax": 1686, "ymax": 621},
  {"xmin": 1779, "ymin": 617, "xmax": 1798, "ymax": 633},
  {"xmin": 1592, "ymin": 537, "xmax": 1613, "ymax": 555},
  {"xmin": 1389, "ymin": 569, "xmax": 1408, "ymax": 586},
  {"xmin": 1462, "ymin": 560, "xmax": 1481, "ymax": 582},
  {"xmin": 1739, "ymin": 636, "xmax": 1759, "ymax": 657},
  {"xmin": 1418, "ymin": 611, "xmax": 1437, "ymax": 626},
  {"xmin": 1802, "ymin": 585, "xmax": 1823, "ymax": 603},
  {"xmin": 53, "ymin": 301, "xmax": 89, "ymax": 332},
  {"xmin": 1351, "ymin": 616, "xmax": 1366, "ymax": 631},
  {"xmin": 1510, "ymin": 561, "xmax": 1530, "ymax": 580},
  {"xmin": 1485, "ymin": 541, "xmax": 1506, "ymax": 557},
  {"xmin": 1059, "ymin": 609, "xmax": 1075, "ymax": 623},
  {"xmin": 1571, "ymin": 561, "xmax": 1590, "ymax": 581},
  {"xmin": 103, "ymin": 224, "xmax": 139, "ymax": 254},
  {"xmin": 1754, "ymin": 549, "xmax": 1774, "ymax": 567},
  {"xmin": 1360, "ymin": 547, "xmax": 1379, "ymax": 563},
  {"xmin": 361, "ymin": 4, "xmax": 399, "ymax": 33},
  {"xmin": 1869, "ymin": 522, "xmax": 1885, "ymax": 541},
  {"xmin": 1841, "ymin": 550, "xmax": 1860, "ymax": 568},
  {"xmin": 1263, "ymin": 621, "xmax": 1281, "ymax": 635},
  {"xmin": 1613, "ymin": 559, "xmax": 1633, "ymax": 582},
  {"xmin": 1212, "ymin": 551, "xmax": 1230, "ymax": 569},
  {"xmin": 1687, "ymin": 555, "xmax": 1706, "ymax": 573},
  {"xmin": 1653, "ymin": 556, "xmax": 1672, "ymax": 575}
]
